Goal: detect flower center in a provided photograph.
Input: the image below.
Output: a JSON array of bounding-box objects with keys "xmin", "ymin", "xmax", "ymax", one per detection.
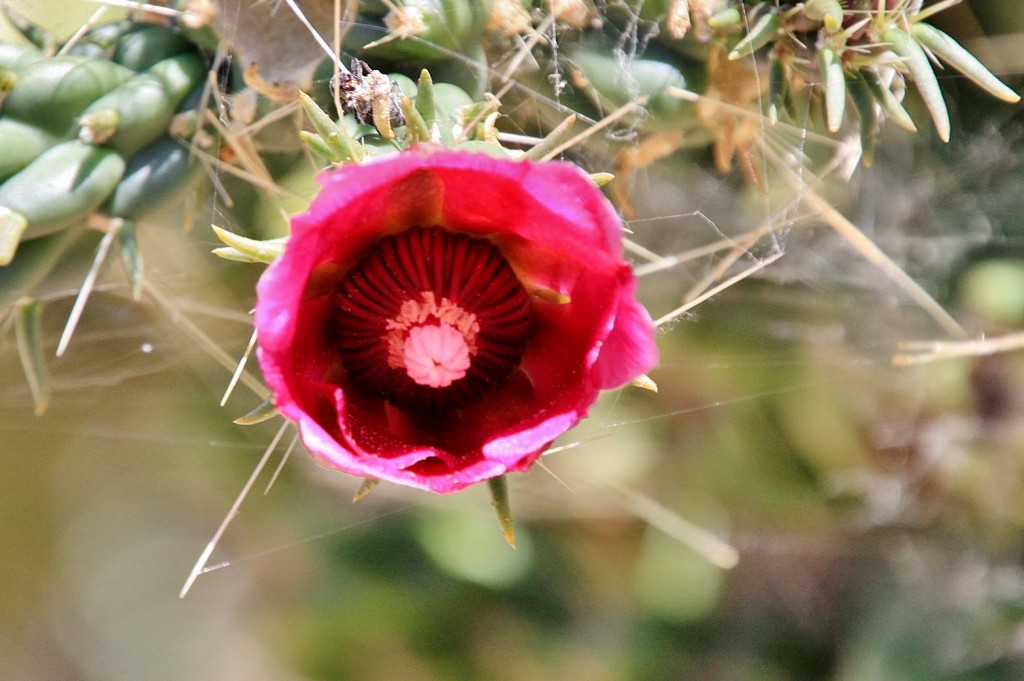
[
  {"xmin": 334, "ymin": 228, "xmax": 532, "ymax": 411},
  {"xmin": 402, "ymin": 324, "xmax": 470, "ymax": 388}
]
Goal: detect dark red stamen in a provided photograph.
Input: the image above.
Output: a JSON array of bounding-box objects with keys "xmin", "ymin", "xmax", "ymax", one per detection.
[{"xmin": 335, "ymin": 228, "xmax": 531, "ymax": 411}]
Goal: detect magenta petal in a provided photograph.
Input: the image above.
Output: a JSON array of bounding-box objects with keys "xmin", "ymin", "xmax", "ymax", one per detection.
[
  {"xmin": 254, "ymin": 147, "xmax": 659, "ymax": 494},
  {"xmin": 590, "ymin": 275, "xmax": 660, "ymax": 390}
]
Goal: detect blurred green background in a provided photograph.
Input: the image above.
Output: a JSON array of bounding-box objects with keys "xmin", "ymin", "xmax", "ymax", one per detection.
[{"xmin": 3, "ymin": 1, "xmax": 1024, "ymax": 680}]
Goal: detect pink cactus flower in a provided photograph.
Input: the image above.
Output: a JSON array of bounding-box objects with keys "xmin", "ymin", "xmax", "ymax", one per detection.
[{"xmin": 254, "ymin": 146, "xmax": 658, "ymax": 493}]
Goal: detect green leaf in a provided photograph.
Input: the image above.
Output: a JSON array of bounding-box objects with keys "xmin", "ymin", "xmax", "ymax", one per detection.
[
  {"xmin": 299, "ymin": 130, "xmax": 343, "ymax": 164},
  {"xmin": 211, "ymin": 225, "xmax": 287, "ymax": 264},
  {"xmin": 859, "ymin": 69, "xmax": 917, "ymax": 133},
  {"xmin": 401, "ymin": 93, "xmax": 431, "ymax": 144},
  {"xmin": 768, "ymin": 56, "xmax": 787, "ymax": 124},
  {"xmin": 847, "ymin": 74, "xmax": 878, "ymax": 166},
  {"xmin": 415, "ymin": 69, "xmax": 437, "ymax": 124},
  {"xmin": 488, "ymin": 475, "xmax": 516, "ymax": 549},
  {"xmin": 805, "ymin": 0, "xmax": 843, "ymax": 32},
  {"xmin": 883, "ymin": 26, "xmax": 949, "ymax": 142},
  {"xmin": 911, "ymin": 22, "xmax": 1020, "ymax": 104},
  {"xmin": 819, "ymin": 47, "xmax": 846, "ymax": 133},
  {"xmin": 14, "ymin": 299, "xmax": 49, "ymax": 416},
  {"xmin": 1, "ymin": 4, "xmax": 58, "ymax": 53},
  {"xmin": 728, "ymin": 12, "xmax": 780, "ymax": 61},
  {"xmin": 233, "ymin": 396, "xmax": 278, "ymax": 425},
  {"xmin": 116, "ymin": 219, "xmax": 143, "ymax": 301},
  {"xmin": 708, "ymin": 8, "xmax": 741, "ymax": 30},
  {"xmin": 298, "ymin": 91, "xmax": 365, "ymax": 163},
  {"xmin": 524, "ymin": 115, "xmax": 576, "ymax": 161}
]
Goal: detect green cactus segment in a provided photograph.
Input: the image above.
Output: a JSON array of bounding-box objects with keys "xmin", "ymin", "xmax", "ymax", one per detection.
[
  {"xmin": 819, "ymin": 47, "xmax": 846, "ymax": 133},
  {"xmin": 0, "ymin": 18, "xmax": 214, "ymax": 271},
  {"xmin": 859, "ymin": 69, "xmax": 917, "ymax": 133},
  {"xmin": 911, "ymin": 22, "xmax": 1021, "ymax": 104},
  {"xmin": 354, "ymin": 0, "xmax": 493, "ymax": 63},
  {"xmin": 0, "ymin": 43, "xmax": 43, "ymax": 72},
  {"xmin": 113, "ymin": 23, "xmax": 194, "ymax": 72},
  {"xmin": 882, "ymin": 26, "xmax": 949, "ymax": 143},
  {"xmin": 767, "ymin": 56, "xmax": 788, "ymax": 124},
  {"xmin": 429, "ymin": 82, "xmax": 473, "ymax": 144},
  {"xmin": 569, "ymin": 48, "xmax": 688, "ymax": 127},
  {"xmin": 415, "ymin": 69, "xmax": 437, "ymax": 125},
  {"xmin": 1, "ymin": 4, "xmax": 58, "ymax": 53},
  {"xmin": 728, "ymin": 12, "xmax": 780, "ymax": 61},
  {"xmin": 401, "ymin": 94, "xmax": 432, "ymax": 143},
  {"xmin": 299, "ymin": 92, "xmax": 366, "ymax": 163},
  {"xmin": 106, "ymin": 136, "xmax": 203, "ymax": 218},
  {"xmin": 804, "ymin": 0, "xmax": 843, "ymax": 33},
  {"xmin": 1, "ymin": 56, "xmax": 135, "ymax": 133},
  {"xmin": 63, "ymin": 20, "xmax": 135, "ymax": 59},
  {"xmin": 0, "ymin": 116, "xmax": 57, "ymax": 181},
  {"xmin": 0, "ymin": 140, "xmax": 125, "ymax": 244},
  {"xmin": 708, "ymin": 7, "xmax": 742, "ymax": 31},
  {"xmin": 299, "ymin": 130, "xmax": 343, "ymax": 163},
  {"xmin": 78, "ymin": 52, "xmax": 206, "ymax": 156}
]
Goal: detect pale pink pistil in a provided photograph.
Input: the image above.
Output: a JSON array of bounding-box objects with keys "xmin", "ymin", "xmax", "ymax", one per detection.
[{"xmin": 402, "ymin": 323, "xmax": 472, "ymax": 387}]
